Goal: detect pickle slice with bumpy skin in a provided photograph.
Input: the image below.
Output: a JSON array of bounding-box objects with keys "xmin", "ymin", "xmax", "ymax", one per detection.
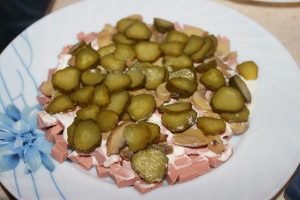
[
  {"xmin": 126, "ymin": 68, "xmax": 146, "ymax": 89},
  {"xmin": 135, "ymin": 42, "xmax": 161, "ymax": 62},
  {"xmin": 142, "ymin": 65, "xmax": 168, "ymax": 90},
  {"xmin": 96, "ymin": 110, "xmax": 119, "ymax": 132},
  {"xmin": 76, "ymin": 105, "xmax": 100, "ymax": 121},
  {"xmin": 166, "ymin": 77, "xmax": 197, "ymax": 98},
  {"xmin": 105, "ymin": 90, "xmax": 130, "ymax": 115},
  {"xmin": 159, "ymin": 102, "xmax": 192, "ymax": 113},
  {"xmin": 161, "ymin": 110, "xmax": 197, "ymax": 132},
  {"xmin": 125, "ymin": 21, "xmax": 151, "ymax": 40},
  {"xmin": 52, "ymin": 67, "xmax": 81, "ymax": 92},
  {"xmin": 73, "ymin": 119, "xmax": 102, "ymax": 153},
  {"xmin": 165, "ymin": 30, "xmax": 189, "ymax": 45},
  {"xmin": 196, "ymin": 117, "xmax": 226, "ymax": 136},
  {"xmin": 160, "ymin": 42, "xmax": 183, "ymax": 56},
  {"xmin": 211, "ymin": 86, "xmax": 245, "ymax": 113},
  {"xmin": 139, "ymin": 122, "xmax": 161, "ymax": 142},
  {"xmin": 127, "ymin": 94, "xmax": 156, "ymax": 121},
  {"xmin": 236, "ymin": 61, "xmax": 258, "ymax": 80},
  {"xmin": 104, "ymin": 72, "xmax": 131, "ymax": 92},
  {"xmin": 153, "ymin": 18, "xmax": 174, "ymax": 33},
  {"xmin": 131, "ymin": 147, "xmax": 168, "ymax": 183},
  {"xmin": 113, "ymin": 33, "xmax": 136, "ymax": 45},
  {"xmin": 169, "ymin": 68, "xmax": 196, "ymax": 82},
  {"xmin": 81, "ymin": 68, "xmax": 105, "ymax": 85},
  {"xmin": 195, "ymin": 59, "xmax": 217, "ymax": 73},
  {"xmin": 93, "ymin": 84, "xmax": 110, "ymax": 107},
  {"xmin": 163, "ymin": 55, "xmax": 193, "ymax": 71},
  {"xmin": 183, "ymin": 35, "xmax": 205, "ymax": 56},
  {"xmin": 70, "ymin": 86, "xmax": 94, "ymax": 106},
  {"xmin": 101, "ymin": 53, "xmax": 126, "ymax": 71},
  {"xmin": 200, "ymin": 68, "xmax": 225, "ymax": 91},
  {"xmin": 46, "ymin": 95, "xmax": 74, "ymax": 114},
  {"xmin": 123, "ymin": 123, "xmax": 151, "ymax": 152},
  {"xmin": 229, "ymin": 75, "xmax": 251, "ymax": 103},
  {"xmin": 221, "ymin": 106, "xmax": 250, "ymax": 123},
  {"xmin": 75, "ymin": 46, "xmax": 100, "ymax": 71},
  {"xmin": 116, "ymin": 18, "xmax": 137, "ymax": 33},
  {"xmin": 97, "ymin": 44, "xmax": 116, "ymax": 58},
  {"xmin": 113, "ymin": 43, "xmax": 136, "ymax": 61}
]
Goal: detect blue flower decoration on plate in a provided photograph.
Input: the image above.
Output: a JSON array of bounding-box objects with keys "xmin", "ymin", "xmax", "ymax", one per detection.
[{"xmin": 0, "ymin": 104, "xmax": 55, "ymax": 173}]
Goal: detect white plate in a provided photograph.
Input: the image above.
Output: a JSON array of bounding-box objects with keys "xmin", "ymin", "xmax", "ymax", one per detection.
[{"xmin": 1, "ymin": 0, "xmax": 300, "ymax": 199}]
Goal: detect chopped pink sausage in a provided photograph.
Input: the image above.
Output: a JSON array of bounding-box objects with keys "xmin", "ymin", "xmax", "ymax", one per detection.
[
  {"xmin": 37, "ymin": 111, "xmax": 57, "ymax": 128},
  {"xmin": 174, "ymin": 22, "xmax": 183, "ymax": 31},
  {"xmin": 111, "ymin": 165, "xmax": 139, "ymax": 188},
  {"xmin": 96, "ymin": 165, "xmax": 110, "ymax": 178},
  {"xmin": 77, "ymin": 32, "xmax": 97, "ymax": 43},
  {"xmin": 177, "ymin": 166, "xmax": 199, "ymax": 183},
  {"xmin": 94, "ymin": 148, "xmax": 107, "ymax": 166},
  {"xmin": 134, "ymin": 180, "xmax": 163, "ymax": 194},
  {"xmin": 166, "ymin": 163, "xmax": 178, "ymax": 185},
  {"xmin": 68, "ymin": 153, "xmax": 79, "ymax": 164},
  {"xmin": 45, "ymin": 123, "xmax": 64, "ymax": 142},
  {"xmin": 53, "ymin": 134, "xmax": 68, "ymax": 149},
  {"xmin": 51, "ymin": 143, "xmax": 68, "ymax": 163},
  {"xmin": 190, "ymin": 156, "xmax": 211, "ymax": 176},
  {"xmin": 207, "ymin": 157, "xmax": 223, "ymax": 168},
  {"xmin": 60, "ymin": 45, "xmax": 72, "ymax": 54},
  {"xmin": 37, "ymin": 94, "xmax": 50, "ymax": 106},
  {"xmin": 173, "ymin": 155, "xmax": 193, "ymax": 169},
  {"xmin": 74, "ymin": 156, "xmax": 94, "ymax": 170}
]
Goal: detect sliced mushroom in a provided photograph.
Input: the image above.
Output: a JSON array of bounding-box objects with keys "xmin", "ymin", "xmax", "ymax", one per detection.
[
  {"xmin": 120, "ymin": 146, "xmax": 134, "ymax": 161},
  {"xmin": 191, "ymin": 90, "xmax": 211, "ymax": 111},
  {"xmin": 172, "ymin": 128, "xmax": 209, "ymax": 147},
  {"xmin": 156, "ymin": 82, "xmax": 171, "ymax": 102},
  {"xmin": 207, "ymin": 135, "xmax": 224, "ymax": 154},
  {"xmin": 230, "ymin": 122, "xmax": 249, "ymax": 135},
  {"xmin": 106, "ymin": 121, "xmax": 133, "ymax": 156}
]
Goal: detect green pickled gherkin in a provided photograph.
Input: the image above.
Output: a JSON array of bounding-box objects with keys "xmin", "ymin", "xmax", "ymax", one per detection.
[
  {"xmin": 161, "ymin": 110, "xmax": 197, "ymax": 132},
  {"xmin": 113, "ymin": 33, "xmax": 137, "ymax": 45},
  {"xmin": 104, "ymin": 72, "xmax": 131, "ymax": 92},
  {"xmin": 52, "ymin": 67, "xmax": 81, "ymax": 92},
  {"xmin": 113, "ymin": 43, "xmax": 136, "ymax": 61},
  {"xmin": 67, "ymin": 122, "xmax": 76, "ymax": 148},
  {"xmin": 135, "ymin": 42, "xmax": 161, "ymax": 62},
  {"xmin": 105, "ymin": 90, "xmax": 130, "ymax": 115},
  {"xmin": 127, "ymin": 94, "xmax": 156, "ymax": 121},
  {"xmin": 116, "ymin": 18, "xmax": 137, "ymax": 33},
  {"xmin": 75, "ymin": 46, "xmax": 100, "ymax": 70},
  {"xmin": 139, "ymin": 121, "xmax": 161, "ymax": 142},
  {"xmin": 46, "ymin": 95, "xmax": 74, "ymax": 114},
  {"xmin": 70, "ymin": 86, "xmax": 94, "ymax": 106},
  {"xmin": 166, "ymin": 77, "xmax": 197, "ymax": 98},
  {"xmin": 160, "ymin": 42, "xmax": 183, "ymax": 56},
  {"xmin": 81, "ymin": 68, "xmax": 105, "ymax": 85},
  {"xmin": 125, "ymin": 21, "xmax": 151, "ymax": 40},
  {"xmin": 153, "ymin": 18, "xmax": 174, "ymax": 33},
  {"xmin": 101, "ymin": 53, "xmax": 126, "ymax": 71},
  {"xmin": 123, "ymin": 123, "xmax": 151, "ymax": 152},
  {"xmin": 200, "ymin": 68, "xmax": 225, "ymax": 91},
  {"xmin": 183, "ymin": 35, "xmax": 205, "ymax": 56},
  {"xmin": 221, "ymin": 106, "xmax": 250, "ymax": 123},
  {"xmin": 159, "ymin": 102, "xmax": 192, "ymax": 113},
  {"xmin": 169, "ymin": 68, "xmax": 196, "ymax": 82},
  {"xmin": 163, "ymin": 55, "xmax": 193, "ymax": 71},
  {"xmin": 165, "ymin": 30, "xmax": 189, "ymax": 44},
  {"xmin": 76, "ymin": 105, "xmax": 100, "ymax": 121},
  {"xmin": 196, "ymin": 117, "xmax": 226, "ymax": 135},
  {"xmin": 126, "ymin": 68, "xmax": 146, "ymax": 89},
  {"xmin": 96, "ymin": 110, "xmax": 119, "ymax": 132},
  {"xmin": 97, "ymin": 44, "xmax": 116, "ymax": 58},
  {"xmin": 141, "ymin": 65, "xmax": 168, "ymax": 90},
  {"xmin": 93, "ymin": 84, "xmax": 110, "ymax": 107}
]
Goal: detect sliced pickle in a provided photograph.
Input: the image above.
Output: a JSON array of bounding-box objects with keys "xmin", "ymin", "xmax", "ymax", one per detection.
[
  {"xmin": 135, "ymin": 41, "xmax": 161, "ymax": 62},
  {"xmin": 113, "ymin": 43, "xmax": 136, "ymax": 61},
  {"xmin": 236, "ymin": 61, "xmax": 258, "ymax": 80},
  {"xmin": 126, "ymin": 68, "xmax": 146, "ymax": 89},
  {"xmin": 93, "ymin": 84, "xmax": 110, "ymax": 107},
  {"xmin": 96, "ymin": 110, "xmax": 119, "ymax": 132},
  {"xmin": 75, "ymin": 46, "xmax": 100, "ymax": 70},
  {"xmin": 67, "ymin": 122, "xmax": 76, "ymax": 148},
  {"xmin": 229, "ymin": 75, "xmax": 251, "ymax": 102},
  {"xmin": 221, "ymin": 106, "xmax": 250, "ymax": 123},
  {"xmin": 81, "ymin": 68, "xmax": 105, "ymax": 85},
  {"xmin": 166, "ymin": 77, "xmax": 197, "ymax": 98},
  {"xmin": 156, "ymin": 82, "xmax": 171, "ymax": 102},
  {"xmin": 52, "ymin": 67, "xmax": 81, "ymax": 92},
  {"xmin": 230, "ymin": 122, "xmax": 249, "ymax": 135},
  {"xmin": 172, "ymin": 128, "xmax": 209, "ymax": 147},
  {"xmin": 73, "ymin": 119, "xmax": 102, "ymax": 153},
  {"xmin": 150, "ymin": 143, "xmax": 173, "ymax": 154},
  {"xmin": 104, "ymin": 72, "xmax": 131, "ymax": 92},
  {"xmin": 97, "ymin": 44, "xmax": 116, "ymax": 58},
  {"xmin": 153, "ymin": 18, "xmax": 174, "ymax": 33},
  {"xmin": 211, "ymin": 87, "xmax": 245, "ymax": 113},
  {"xmin": 139, "ymin": 121, "xmax": 161, "ymax": 142},
  {"xmin": 127, "ymin": 94, "xmax": 156, "ymax": 121},
  {"xmin": 113, "ymin": 33, "xmax": 136, "ymax": 45},
  {"xmin": 125, "ymin": 21, "xmax": 151, "ymax": 40},
  {"xmin": 163, "ymin": 55, "xmax": 193, "ymax": 71},
  {"xmin": 191, "ymin": 36, "xmax": 213, "ymax": 62},
  {"xmin": 165, "ymin": 30, "xmax": 189, "ymax": 44},
  {"xmin": 123, "ymin": 123, "xmax": 151, "ymax": 152},
  {"xmin": 100, "ymin": 53, "xmax": 126, "ymax": 71},
  {"xmin": 107, "ymin": 121, "xmax": 133, "ymax": 155},
  {"xmin": 205, "ymin": 35, "xmax": 218, "ymax": 58},
  {"xmin": 161, "ymin": 110, "xmax": 197, "ymax": 132},
  {"xmin": 200, "ymin": 68, "xmax": 225, "ymax": 91},
  {"xmin": 105, "ymin": 90, "xmax": 130, "ymax": 115},
  {"xmin": 69, "ymin": 41, "xmax": 86, "ymax": 55},
  {"xmin": 169, "ymin": 68, "xmax": 196, "ymax": 82},
  {"xmin": 141, "ymin": 65, "xmax": 168, "ymax": 90},
  {"xmin": 46, "ymin": 95, "xmax": 74, "ymax": 114},
  {"xmin": 196, "ymin": 117, "xmax": 226, "ymax": 136},
  {"xmin": 40, "ymin": 80, "xmax": 54, "ymax": 96},
  {"xmin": 76, "ymin": 105, "xmax": 100, "ymax": 121},
  {"xmin": 131, "ymin": 147, "xmax": 168, "ymax": 183},
  {"xmin": 159, "ymin": 102, "xmax": 192, "ymax": 113},
  {"xmin": 191, "ymin": 90, "xmax": 211, "ymax": 111},
  {"xmin": 116, "ymin": 18, "xmax": 137, "ymax": 33},
  {"xmin": 183, "ymin": 35, "xmax": 205, "ymax": 56},
  {"xmin": 160, "ymin": 42, "xmax": 183, "ymax": 56},
  {"xmin": 195, "ymin": 59, "xmax": 217, "ymax": 73},
  {"xmin": 70, "ymin": 86, "xmax": 94, "ymax": 106}
]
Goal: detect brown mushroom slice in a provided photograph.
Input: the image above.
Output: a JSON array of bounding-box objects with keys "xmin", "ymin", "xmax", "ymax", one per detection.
[
  {"xmin": 106, "ymin": 121, "xmax": 133, "ymax": 156},
  {"xmin": 230, "ymin": 122, "xmax": 249, "ymax": 135},
  {"xmin": 207, "ymin": 135, "xmax": 224, "ymax": 154},
  {"xmin": 120, "ymin": 146, "xmax": 134, "ymax": 161},
  {"xmin": 172, "ymin": 128, "xmax": 209, "ymax": 147},
  {"xmin": 156, "ymin": 83, "xmax": 171, "ymax": 102},
  {"xmin": 150, "ymin": 143, "xmax": 174, "ymax": 155},
  {"xmin": 191, "ymin": 90, "xmax": 211, "ymax": 111}
]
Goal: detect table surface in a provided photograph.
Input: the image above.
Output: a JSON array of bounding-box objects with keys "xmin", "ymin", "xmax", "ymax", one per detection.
[{"xmin": 1, "ymin": 0, "xmax": 299, "ymax": 199}]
